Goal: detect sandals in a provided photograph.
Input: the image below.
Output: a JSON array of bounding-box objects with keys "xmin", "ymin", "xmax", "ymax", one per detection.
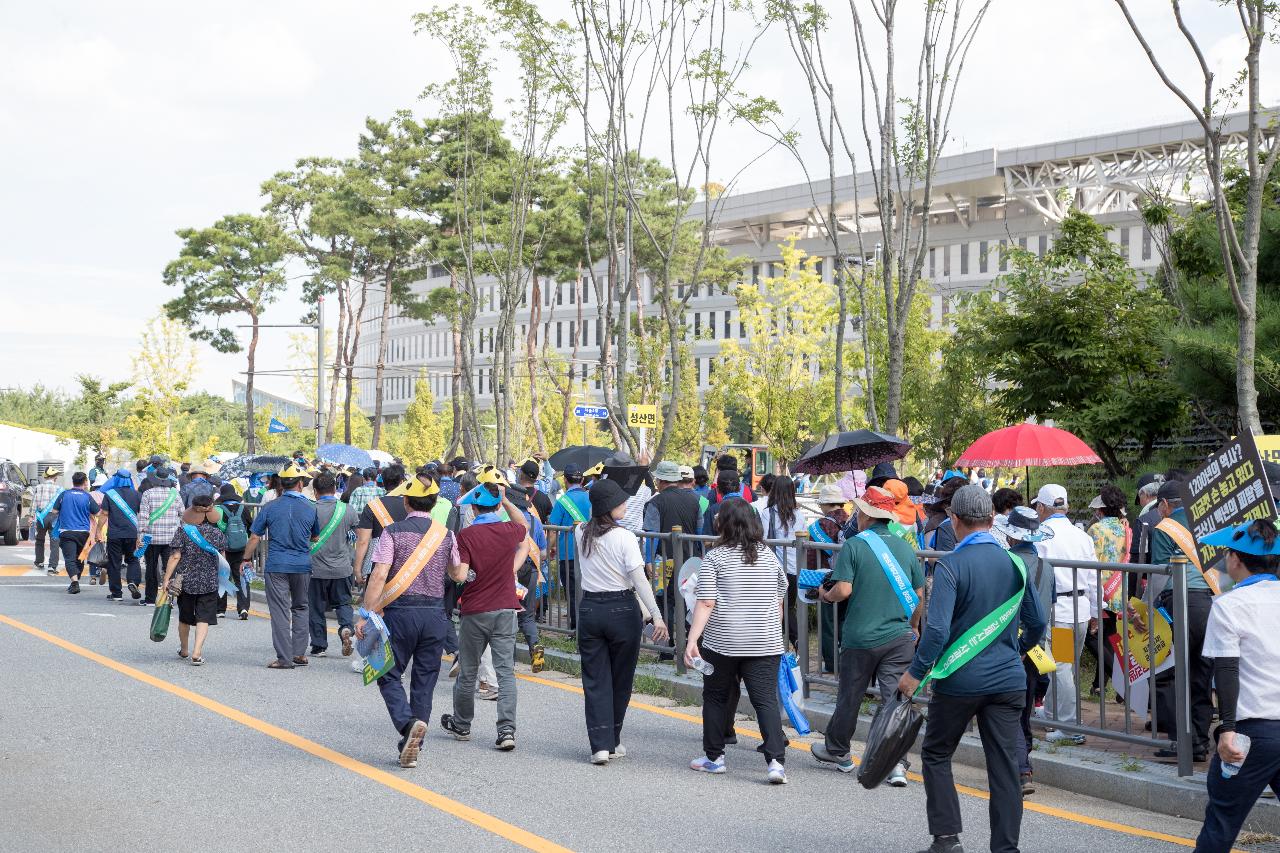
[
  {"xmin": 191, "ymin": 656, "xmax": 204, "ymax": 666},
  {"xmin": 177, "ymin": 650, "xmax": 189, "ymax": 659},
  {"xmin": 267, "ymin": 660, "xmax": 295, "ymax": 669}
]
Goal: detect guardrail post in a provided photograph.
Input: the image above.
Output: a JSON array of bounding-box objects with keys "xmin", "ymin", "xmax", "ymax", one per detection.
[
  {"xmin": 1170, "ymin": 555, "xmax": 1193, "ymax": 778},
  {"xmin": 794, "ymin": 531, "xmax": 812, "ymax": 699},
  {"xmin": 671, "ymin": 526, "xmax": 687, "ymax": 676}
]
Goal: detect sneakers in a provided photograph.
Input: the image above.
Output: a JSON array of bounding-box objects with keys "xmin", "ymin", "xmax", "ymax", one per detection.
[
  {"xmin": 351, "ymin": 656, "xmax": 365, "ymax": 673},
  {"xmin": 128, "ymin": 582, "xmax": 141, "ymax": 600},
  {"xmin": 309, "ymin": 646, "xmax": 327, "ymax": 658},
  {"xmin": 1020, "ymin": 772, "xmax": 1035, "ymax": 796},
  {"xmin": 399, "ymin": 719, "xmax": 427, "ymax": 768},
  {"xmin": 610, "ymin": 745, "xmax": 627, "ymax": 760},
  {"xmin": 67, "ymin": 581, "xmax": 80, "ymax": 594},
  {"xmin": 811, "ymin": 743, "xmax": 855, "ymax": 773},
  {"xmin": 33, "ymin": 562, "xmax": 44, "ymax": 570},
  {"xmin": 106, "ymin": 594, "xmax": 122, "ymax": 602},
  {"xmin": 591, "ymin": 751, "xmax": 610, "ymax": 765},
  {"xmin": 477, "ymin": 682, "xmax": 498, "ymax": 701},
  {"xmin": 919, "ymin": 835, "xmax": 964, "ymax": 853},
  {"xmin": 238, "ymin": 610, "xmax": 248, "ymax": 620},
  {"xmin": 340, "ymin": 627, "xmax": 354, "ymax": 657},
  {"xmin": 767, "ymin": 760, "xmax": 788, "ymax": 785},
  {"xmin": 440, "ymin": 714, "xmax": 471, "ymax": 741},
  {"xmin": 1044, "ymin": 729, "xmax": 1086, "ymax": 745},
  {"xmin": 47, "ymin": 567, "xmax": 58, "ymax": 576},
  {"xmin": 690, "ymin": 755, "xmax": 726, "ymax": 774},
  {"xmin": 495, "ymin": 729, "xmax": 516, "ymax": 751},
  {"xmin": 887, "ymin": 762, "xmax": 908, "ymax": 787},
  {"xmin": 531, "ymin": 643, "xmax": 545, "ymax": 673}
]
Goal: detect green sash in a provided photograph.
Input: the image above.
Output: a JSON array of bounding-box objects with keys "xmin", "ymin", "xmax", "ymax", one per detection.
[
  {"xmin": 556, "ymin": 493, "xmax": 587, "ymax": 524},
  {"xmin": 149, "ymin": 489, "xmax": 178, "ymax": 525},
  {"xmin": 915, "ymin": 553, "xmax": 1027, "ymax": 695},
  {"xmin": 310, "ymin": 501, "xmax": 347, "ymax": 554}
]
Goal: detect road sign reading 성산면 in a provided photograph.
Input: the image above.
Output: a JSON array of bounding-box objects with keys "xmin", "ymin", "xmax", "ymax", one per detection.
[
  {"xmin": 627, "ymin": 405, "xmax": 659, "ymax": 428},
  {"xmin": 574, "ymin": 404, "xmax": 609, "ymax": 420}
]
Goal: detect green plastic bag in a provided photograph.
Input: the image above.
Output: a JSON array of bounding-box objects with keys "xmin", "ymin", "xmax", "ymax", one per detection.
[{"xmin": 150, "ymin": 590, "xmax": 172, "ymax": 643}]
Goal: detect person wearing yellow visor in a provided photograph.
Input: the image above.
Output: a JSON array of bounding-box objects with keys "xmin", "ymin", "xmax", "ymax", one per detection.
[{"xmin": 240, "ymin": 461, "xmax": 321, "ymax": 669}]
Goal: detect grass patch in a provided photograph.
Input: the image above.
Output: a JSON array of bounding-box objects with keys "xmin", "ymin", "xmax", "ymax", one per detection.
[
  {"xmin": 1118, "ymin": 753, "xmax": 1144, "ymax": 772},
  {"xmin": 1239, "ymin": 832, "xmax": 1280, "ymax": 845}
]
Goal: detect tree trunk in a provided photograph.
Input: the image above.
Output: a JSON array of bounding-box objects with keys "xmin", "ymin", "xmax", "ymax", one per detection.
[
  {"xmin": 446, "ymin": 321, "xmax": 463, "ymax": 459},
  {"xmin": 343, "ymin": 277, "xmax": 369, "ymax": 446},
  {"xmin": 245, "ymin": 313, "xmax": 259, "ymax": 453},
  {"xmin": 527, "ymin": 275, "xmax": 546, "ymax": 453},
  {"xmin": 371, "ymin": 263, "xmax": 395, "ymax": 449},
  {"xmin": 326, "ymin": 284, "xmax": 346, "ymax": 443}
]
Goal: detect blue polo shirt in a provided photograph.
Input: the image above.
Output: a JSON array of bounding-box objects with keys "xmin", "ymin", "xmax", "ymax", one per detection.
[
  {"xmin": 547, "ymin": 486, "xmax": 590, "ymax": 560},
  {"xmin": 909, "ymin": 531, "xmax": 1046, "ymax": 696},
  {"xmin": 250, "ymin": 491, "xmax": 320, "ymax": 573},
  {"xmin": 52, "ymin": 489, "xmax": 95, "ymax": 532}
]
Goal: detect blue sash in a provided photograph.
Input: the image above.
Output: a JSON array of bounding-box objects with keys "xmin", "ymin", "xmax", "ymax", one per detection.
[
  {"xmin": 183, "ymin": 524, "xmax": 219, "ymax": 554},
  {"xmin": 183, "ymin": 523, "xmax": 237, "ymax": 597},
  {"xmin": 36, "ymin": 488, "xmax": 64, "ymax": 526},
  {"xmin": 856, "ymin": 529, "xmax": 920, "ymax": 618},
  {"xmin": 105, "ymin": 488, "xmax": 138, "ymax": 529},
  {"xmin": 807, "ymin": 520, "xmax": 834, "ymax": 544}
]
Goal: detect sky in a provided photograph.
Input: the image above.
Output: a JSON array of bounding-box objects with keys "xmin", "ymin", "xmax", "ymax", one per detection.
[{"xmin": 1, "ymin": 0, "xmax": 1272, "ymax": 402}]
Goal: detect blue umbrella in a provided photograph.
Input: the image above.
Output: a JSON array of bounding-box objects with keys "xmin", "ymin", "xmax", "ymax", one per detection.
[{"xmin": 316, "ymin": 443, "xmax": 374, "ymax": 470}]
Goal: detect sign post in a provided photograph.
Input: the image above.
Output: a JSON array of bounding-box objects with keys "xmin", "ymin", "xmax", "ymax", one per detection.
[
  {"xmin": 1180, "ymin": 432, "xmax": 1276, "ymax": 571},
  {"xmin": 573, "ymin": 404, "xmax": 610, "ymax": 447}
]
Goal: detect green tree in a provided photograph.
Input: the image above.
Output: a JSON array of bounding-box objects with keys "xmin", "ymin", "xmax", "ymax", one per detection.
[
  {"xmin": 385, "ymin": 375, "xmax": 447, "ymax": 466},
  {"xmin": 65, "ymin": 376, "xmax": 131, "ymax": 463},
  {"xmin": 163, "ymin": 213, "xmax": 296, "ymax": 453},
  {"xmin": 954, "ymin": 209, "xmax": 1187, "ymax": 475}
]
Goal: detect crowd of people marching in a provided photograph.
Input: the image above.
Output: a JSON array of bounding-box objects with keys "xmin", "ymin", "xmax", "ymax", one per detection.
[{"xmin": 26, "ymin": 448, "xmax": 1280, "ymax": 853}]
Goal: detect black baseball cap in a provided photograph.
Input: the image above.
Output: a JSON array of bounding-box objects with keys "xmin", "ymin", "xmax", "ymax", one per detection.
[
  {"xmin": 1157, "ymin": 480, "xmax": 1184, "ymax": 501},
  {"xmin": 520, "ymin": 460, "xmax": 540, "ymax": 479},
  {"xmin": 564, "ymin": 463, "xmax": 584, "ymax": 479}
]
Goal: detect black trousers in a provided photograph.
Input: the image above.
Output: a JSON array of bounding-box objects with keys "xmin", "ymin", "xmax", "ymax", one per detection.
[
  {"xmin": 824, "ymin": 633, "xmax": 915, "ymax": 758},
  {"xmin": 1155, "ymin": 588, "xmax": 1214, "ymax": 753},
  {"xmin": 58, "ymin": 531, "xmax": 89, "ymax": 579},
  {"xmin": 1016, "ymin": 658, "xmax": 1038, "ymax": 776},
  {"xmin": 558, "ymin": 559, "xmax": 578, "ymax": 630},
  {"xmin": 922, "ymin": 690, "xmax": 1025, "ymax": 853},
  {"xmin": 34, "ymin": 523, "xmax": 58, "ymax": 568},
  {"xmin": 218, "ymin": 548, "xmax": 250, "ymax": 614},
  {"xmin": 701, "ymin": 647, "xmax": 785, "ymax": 764},
  {"xmin": 105, "ymin": 537, "xmax": 142, "ymax": 597},
  {"xmin": 144, "ymin": 544, "xmax": 170, "ymax": 604},
  {"xmin": 577, "ymin": 591, "xmax": 642, "ymax": 753},
  {"xmin": 784, "ymin": 574, "xmax": 799, "ymax": 650}
]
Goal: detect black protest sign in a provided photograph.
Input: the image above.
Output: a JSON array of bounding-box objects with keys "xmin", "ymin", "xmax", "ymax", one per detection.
[{"xmin": 1181, "ymin": 433, "xmax": 1276, "ymax": 570}]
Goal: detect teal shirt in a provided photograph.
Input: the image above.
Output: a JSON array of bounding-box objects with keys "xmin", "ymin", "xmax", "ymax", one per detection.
[
  {"xmin": 1150, "ymin": 507, "xmax": 1210, "ymax": 592},
  {"xmin": 830, "ymin": 520, "xmax": 925, "ymax": 649}
]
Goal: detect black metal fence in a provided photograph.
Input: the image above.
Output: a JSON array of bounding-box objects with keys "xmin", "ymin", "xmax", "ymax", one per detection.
[{"xmin": 536, "ymin": 523, "xmax": 1197, "ymax": 777}]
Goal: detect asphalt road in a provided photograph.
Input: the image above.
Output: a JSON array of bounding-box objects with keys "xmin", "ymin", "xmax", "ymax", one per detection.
[{"xmin": 0, "ymin": 542, "xmax": 1214, "ymax": 853}]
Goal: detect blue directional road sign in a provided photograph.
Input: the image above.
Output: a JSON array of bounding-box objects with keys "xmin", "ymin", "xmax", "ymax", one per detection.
[{"xmin": 573, "ymin": 404, "xmax": 610, "ymax": 420}]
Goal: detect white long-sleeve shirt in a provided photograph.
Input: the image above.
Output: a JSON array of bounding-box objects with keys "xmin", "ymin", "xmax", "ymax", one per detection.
[{"xmin": 1036, "ymin": 514, "xmax": 1100, "ymax": 624}]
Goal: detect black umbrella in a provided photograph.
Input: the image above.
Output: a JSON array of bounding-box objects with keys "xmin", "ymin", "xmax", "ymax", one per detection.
[
  {"xmin": 791, "ymin": 430, "xmax": 912, "ymax": 475},
  {"xmin": 602, "ymin": 457, "xmax": 649, "ymax": 496},
  {"xmin": 547, "ymin": 445, "xmax": 615, "ymax": 472}
]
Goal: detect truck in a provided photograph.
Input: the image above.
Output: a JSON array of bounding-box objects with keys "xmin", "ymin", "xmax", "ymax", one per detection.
[{"xmin": 699, "ymin": 444, "xmax": 775, "ymax": 491}]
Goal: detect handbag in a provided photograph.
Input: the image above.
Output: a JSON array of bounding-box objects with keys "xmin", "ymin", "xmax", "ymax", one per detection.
[
  {"xmin": 857, "ymin": 690, "xmax": 925, "ymax": 789},
  {"xmin": 149, "ymin": 589, "xmax": 172, "ymax": 642}
]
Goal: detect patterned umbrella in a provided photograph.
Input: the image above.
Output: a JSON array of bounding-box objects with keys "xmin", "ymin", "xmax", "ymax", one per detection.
[
  {"xmin": 791, "ymin": 430, "xmax": 912, "ymax": 476},
  {"xmin": 316, "ymin": 443, "xmax": 375, "ymax": 470},
  {"xmin": 216, "ymin": 454, "xmax": 290, "ymax": 479}
]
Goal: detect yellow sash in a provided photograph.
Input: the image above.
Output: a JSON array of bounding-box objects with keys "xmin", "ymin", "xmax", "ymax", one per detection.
[
  {"xmin": 1155, "ymin": 518, "xmax": 1220, "ymax": 595},
  {"xmin": 369, "ymin": 497, "xmax": 393, "ymax": 529},
  {"xmin": 376, "ymin": 522, "xmax": 447, "ymax": 610}
]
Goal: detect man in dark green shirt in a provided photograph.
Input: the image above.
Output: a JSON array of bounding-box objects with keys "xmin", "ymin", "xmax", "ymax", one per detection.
[{"xmin": 811, "ymin": 485, "xmax": 924, "ymax": 784}]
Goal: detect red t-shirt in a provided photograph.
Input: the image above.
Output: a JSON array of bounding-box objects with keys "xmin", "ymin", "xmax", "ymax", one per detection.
[{"xmin": 456, "ymin": 521, "xmax": 525, "ymax": 615}]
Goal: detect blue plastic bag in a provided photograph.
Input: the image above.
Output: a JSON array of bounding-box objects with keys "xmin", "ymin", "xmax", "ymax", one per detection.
[{"xmin": 777, "ymin": 652, "xmax": 811, "ymax": 735}]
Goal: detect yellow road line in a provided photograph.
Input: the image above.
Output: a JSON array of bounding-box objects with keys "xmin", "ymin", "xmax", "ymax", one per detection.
[
  {"xmin": 250, "ymin": 608, "xmax": 1216, "ymax": 850},
  {"xmin": 0, "ymin": 565, "xmax": 37, "ymax": 576},
  {"xmin": 0, "ymin": 613, "xmax": 572, "ymax": 853}
]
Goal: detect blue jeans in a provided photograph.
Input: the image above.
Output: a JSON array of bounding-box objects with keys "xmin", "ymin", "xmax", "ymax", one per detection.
[
  {"xmin": 377, "ymin": 600, "xmax": 448, "ymax": 734},
  {"xmin": 1196, "ymin": 718, "xmax": 1280, "ymax": 852}
]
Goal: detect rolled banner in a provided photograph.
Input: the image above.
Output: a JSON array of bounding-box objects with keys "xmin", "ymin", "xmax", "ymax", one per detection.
[
  {"xmin": 777, "ymin": 653, "xmax": 811, "ymax": 735},
  {"xmin": 217, "ymin": 555, "xmax": 238, "ymax": 599},
  {"xmin": 356, "ymin": 607, "xmax": 395, "ymax": 686},
  {"xmin": 133, "ymin": 533, "xmax": 152, "ymax": 560}
]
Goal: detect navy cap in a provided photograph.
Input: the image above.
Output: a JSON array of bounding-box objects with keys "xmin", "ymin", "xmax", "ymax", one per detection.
[{"xmin": 564, "ymin": 463, "xmax": 584, "ymax": 479}]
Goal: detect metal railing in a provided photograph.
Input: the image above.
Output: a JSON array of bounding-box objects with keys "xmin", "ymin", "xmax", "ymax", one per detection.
[{"xmin": 534, "ymin": 524, "xmax": 1196, "ymax": 776}]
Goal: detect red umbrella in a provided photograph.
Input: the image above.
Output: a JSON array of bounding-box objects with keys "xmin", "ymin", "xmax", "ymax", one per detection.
[{"xmin": 954, "ymin": 423, "xmax": 1101, "ymax": 468}]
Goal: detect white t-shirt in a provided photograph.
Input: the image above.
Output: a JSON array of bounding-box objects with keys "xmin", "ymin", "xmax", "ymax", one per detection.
[
  {"xmin": 1036, "ymin": 514, "xmax": 1100, "ymax": 624},
  {"xmin": 574, "ymin": 525, "xmax": 644, "ymax": 592},
  {"xmin": 756, "ymin": 504, "xmax": 809, "ymax": 576},
  {"xmin": 695, "ymin": 544, "xmax": 787, "ymax": 657},
  {"xmin": 1202, "ymin": 577, "xmax": 1280, "ymax": 723}
]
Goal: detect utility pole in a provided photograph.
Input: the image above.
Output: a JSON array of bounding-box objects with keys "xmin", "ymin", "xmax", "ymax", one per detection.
[{"xmin": 316, "ymin": 296, "xmax": 325, "ymax": 448}]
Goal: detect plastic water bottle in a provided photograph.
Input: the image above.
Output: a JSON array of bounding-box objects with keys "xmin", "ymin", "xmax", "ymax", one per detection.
[
  {"xmin": 1222, "ymin": 733, "xmax": 1252, "ymax": 779},
  {"xmin": 690, "ymin": 656, "xmax": 715, "ymax": 676}
]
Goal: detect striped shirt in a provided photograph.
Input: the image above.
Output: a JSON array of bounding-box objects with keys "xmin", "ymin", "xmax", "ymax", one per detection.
[
  {"xmin": 347, "ymin": 483, "xmax": 385, "ymax": 517},
  {"xmin": 138, "ymin": 487, "xmax": 183, "ymax": 544},
  {"xmin": 694, "ymin": 543, "xmax": 788, "ymax": 657}
]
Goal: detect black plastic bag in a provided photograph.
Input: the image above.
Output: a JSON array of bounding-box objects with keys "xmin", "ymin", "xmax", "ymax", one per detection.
[{"xmin": 857, "ymin": 690, "xmax": 924, "ymax": 789}]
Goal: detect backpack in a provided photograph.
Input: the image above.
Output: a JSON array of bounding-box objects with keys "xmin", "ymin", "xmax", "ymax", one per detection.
[{"xmin": 224, "ymin": 505, "xmax": 249, "ymax": 551}]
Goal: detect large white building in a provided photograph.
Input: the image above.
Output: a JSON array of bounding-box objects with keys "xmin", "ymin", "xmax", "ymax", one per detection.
[{"xmin": 356, "ymin": 115, "xmax": 1233, "ymax": 418}]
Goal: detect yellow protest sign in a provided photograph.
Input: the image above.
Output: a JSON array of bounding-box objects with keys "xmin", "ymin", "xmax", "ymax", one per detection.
[
  {"xmin": 1258, "ymin": 435, "xmax": 1280, "ymax": 464},
  {"xmin": 627, "ymin": 404, "xmax": 659, "ymax": 428},
  {"xmin": 1124, "ymin": 596, "xmax": 1173, "ymax": 670}
]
